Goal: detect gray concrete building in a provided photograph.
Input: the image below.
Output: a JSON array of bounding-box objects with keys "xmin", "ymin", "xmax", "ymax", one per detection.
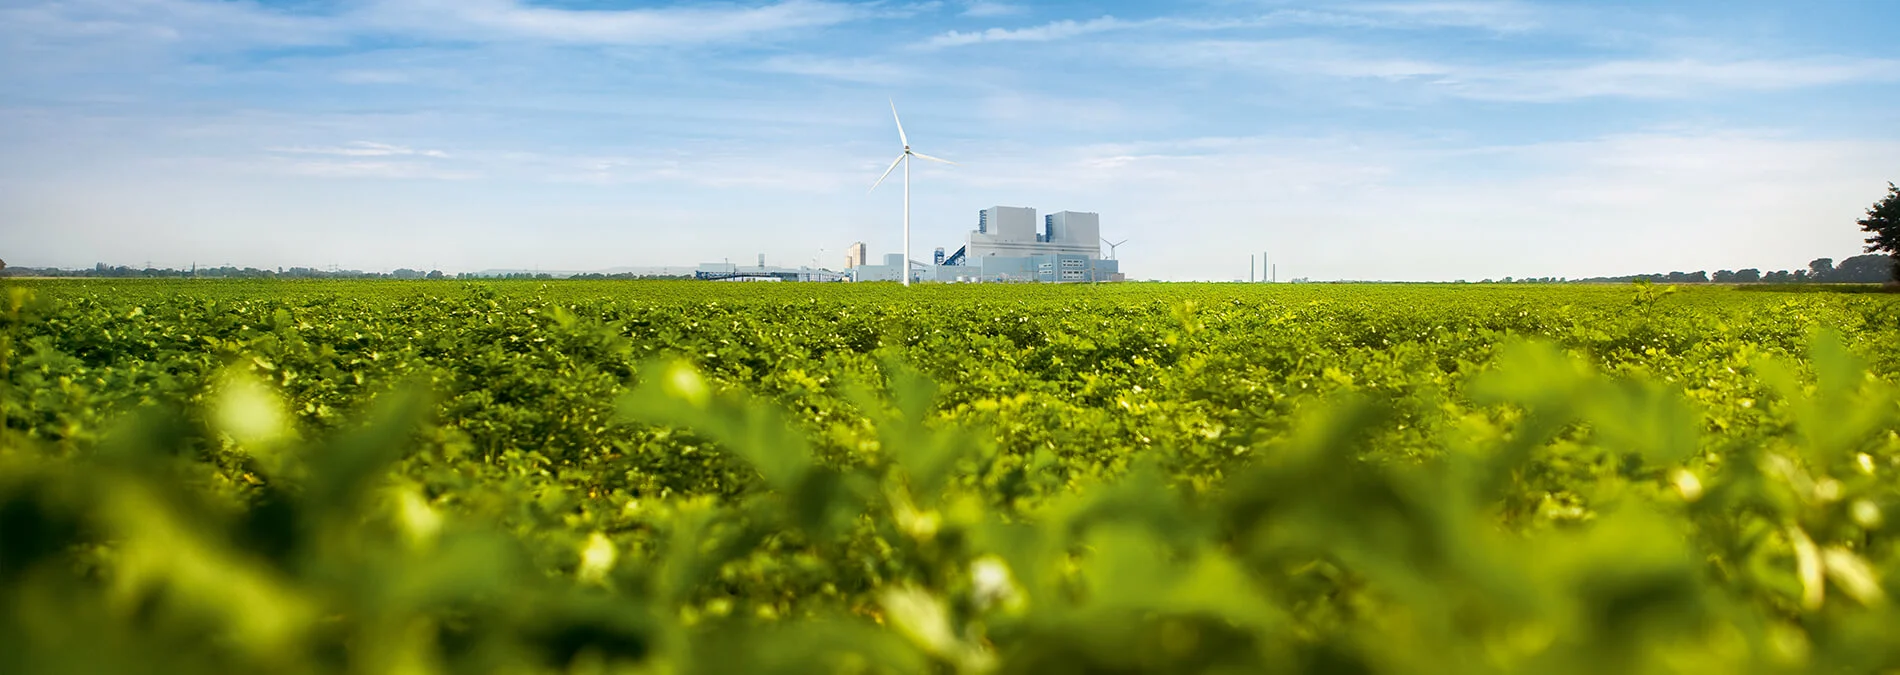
[
  {"xmin": 933, "ymin": 206, "xmax": 1120, "ymax": 282},
  {"xmin": 843, "ymin": 206, "xmax": 1123, "ymax": 283}
]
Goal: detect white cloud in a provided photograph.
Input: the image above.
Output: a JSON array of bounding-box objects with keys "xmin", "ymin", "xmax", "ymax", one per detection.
[
  {"xmin": 268, "ymin": 141, "xmax": 450, "ymax": 159},
  {"xmin": 961, "ymin": 2, "xmax": 1025, "ymax": 18},
  {"xmin": 483, "ymin": 147, "xmax": 870, "ymax": 192},
  {"xmin": 975, "ymin": 92, "xmax": 1143, "ymax": 130},
  {"xmin": 256, "ymin": 141, "xmax": 464, "ymax": 179},
  {"xmin": 0, "ymin": 0, "xmax": 341, "ymax": 57},
  {"xmin": 333, "ymin": 70, "xmax": 414, "ymax": 85},
  {"xmin": 273, "ymin": 159, "xmax": 478, "ymax": 180},
  {"xmin": 1343, "ymin": 1, "xmax": 1542, "ymax": 32},
  {"xmin": 920, "ymin": 2, "xmax": 1546, "ymax": 51},
  {"xmin": 926, "ymin": 16, "xmax": 1123, "ymax": 48},
  {"xmin": 755, "ymin": 55, "xmax": 913, "ymax": 84},
  {"xmin": 1140, "ymin": 40, "xmax": 1899, "ymax": 101},
  {"xmin": 0, "ymin": 0, "xmax": 876, "ymax": 54},
  {"xmin": 358, "ymin": 0, "xmax": 867, "ymax": 45},
  {"xmin": 1445, "ymin": 56, "xmax": 1900, "ymax": 101}
]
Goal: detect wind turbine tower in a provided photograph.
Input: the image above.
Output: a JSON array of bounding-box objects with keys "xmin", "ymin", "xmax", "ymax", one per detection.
[
  {"xmin": 870, "ymin": 100, "xmax": 956, "ymax": 287},
  {"xmin": 1103, "ymin": 237, "xmax": 1128, "ymax": 261}
]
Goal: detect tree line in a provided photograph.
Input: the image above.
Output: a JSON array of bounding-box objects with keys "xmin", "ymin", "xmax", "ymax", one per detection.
[
  {"xmin": 1572, "ymin": 254, "xmax": 1895, "ymax": 285},
  {"xmin": 0, "ymin": 264, "xmax": 438, "ymax": 279},
  {"xmin": 0, "ymin": 263, "xmax": 692, "ymax": 281}
]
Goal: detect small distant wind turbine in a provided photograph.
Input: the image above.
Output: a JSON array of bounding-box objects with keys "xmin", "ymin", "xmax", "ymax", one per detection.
[
  {"xmin": 1102, "ymin": 237, "xmax": 1128, "ymax": 260},
  {"xmin": 870, "ymin": 100, "xmax": 956, "ymax": 287}
]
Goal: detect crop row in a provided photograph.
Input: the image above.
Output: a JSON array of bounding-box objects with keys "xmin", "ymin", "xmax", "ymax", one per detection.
[{"xmin": 3, "ymin": 280, "xmax": 1899, "ymax": 673}]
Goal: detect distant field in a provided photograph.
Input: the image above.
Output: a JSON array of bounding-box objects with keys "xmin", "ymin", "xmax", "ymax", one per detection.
[{"xmin": 5, "ymin": 279, "xmax": 1900, "ymax": 673}]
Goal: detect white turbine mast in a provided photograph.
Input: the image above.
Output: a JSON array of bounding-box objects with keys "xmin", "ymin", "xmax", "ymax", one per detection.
[
  {"xmin": 870, "ymin": 99, "xmax": 956, "ymax": 287},
  {"xmin": 1103, "ymin": 237, "xmax": 1128, "ymax": 260}
]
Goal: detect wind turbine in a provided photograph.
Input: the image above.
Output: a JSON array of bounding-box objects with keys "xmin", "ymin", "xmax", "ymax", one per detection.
[
  {"xmin": 1102, "ymin": 237, "xmax": 1128, "ymax": 260},
  {"xmin": 870, "ymin": 100, "xmax": 956, "ymax": 287}
]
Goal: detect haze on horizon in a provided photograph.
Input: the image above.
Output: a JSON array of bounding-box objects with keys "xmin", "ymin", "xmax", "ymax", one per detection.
[{"xmin": 2, "ymin": 0, "xmax": 1897, "ymax": 282}]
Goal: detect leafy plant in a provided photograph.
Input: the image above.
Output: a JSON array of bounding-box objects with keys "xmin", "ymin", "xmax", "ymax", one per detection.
[{"xmin": 3, "ymin": 279, "xmax": 1899, "ymax": 673}]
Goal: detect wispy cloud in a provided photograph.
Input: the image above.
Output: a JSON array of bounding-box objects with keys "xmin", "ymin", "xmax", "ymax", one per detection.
[
  {"xmin": 975, "ymin": 91, "xmax": 1147, "ymax": 131},
  {"xmin": 272, "ymin": 159, "xmax": 478, "ymax": 180},
  {"xmin": 1448, "ymin": 56, "xmax": 1900, "ymax": 101},
  {"xmin": 358, "ymin": 0, "xmax": 868, "ymax": 45},
  {"xmin": 332, "ymin": 70, "xmax": 414, "ymax": 85},
  {"xmin": 531, "ymin": 150, "xmax": 864, "ymax": 191},
  {"xmin": 1343, "ymin": 1, "xmax": 1543, "ymax": 32},
  {"xmin": 256, "ymin": 141, "xmax": 466, "ymax": 179},
  {"xmin": 926, "ymin": 16, "xmax": 1123, "ymax": 48},
  {"xmin": 960, "ymin": 1, "xmax": 1025, "ymax": 18},
  {"xmin": 754, "ymin": 55, "xmax": 913, "ymax": 84},
  {"xmin": 922, "ymin": 2, "xmax": 1540, "ymax": 50},
  {"xmin": 1141, "ymin": 40, "xmax": 1900, "ymax": 101},
  {"xmin": 0, "ymin": 0, "xmax": 341, "ymax": 55},
  {"xmin": 2, "ymin": 0, "xmax": 880, "ymax": 54},
  {"xmin": 268, "ymin": 141, "xmax": 449, "ymax": 159}
]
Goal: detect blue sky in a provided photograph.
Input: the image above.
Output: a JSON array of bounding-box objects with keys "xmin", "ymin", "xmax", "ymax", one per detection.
[{"xmin": 2, "ymin": 0, "xmax": 1896, "ymax": 280}]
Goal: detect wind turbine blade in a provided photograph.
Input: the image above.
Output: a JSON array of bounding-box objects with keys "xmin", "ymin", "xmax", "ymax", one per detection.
[
  {"xmin": 869, "ymin": 153, "xmax": 905, "ymax": 192},
  {"xmin": 889, "ymin": 99, "xmax": 909, "ymax": 147},
  {"xmin": 910, "ymin": 151, "xmax": 957, "ymax": 165}
]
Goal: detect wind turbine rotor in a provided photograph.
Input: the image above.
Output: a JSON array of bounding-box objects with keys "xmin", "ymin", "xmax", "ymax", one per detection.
[
  {"xmin": 909, "ymin": 151, "xmax": 957, "ymax": 165},
  {"xmin": 870, "ymin": 153, "xmax": 906, "ymax": 192},
  {"xmin": 889, "ymin": 99, "xmax": 909, "ymax": 148}
]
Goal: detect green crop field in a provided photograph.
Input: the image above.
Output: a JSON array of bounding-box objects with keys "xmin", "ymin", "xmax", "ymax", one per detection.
[{"xmin": 4, "ymin": 279, "xmax": 1899, "ymax": 674}]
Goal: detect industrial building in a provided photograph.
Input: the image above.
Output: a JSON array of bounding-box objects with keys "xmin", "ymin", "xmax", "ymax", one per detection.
[
  {"xmin": 851, "ymin": 206, "xmax": 1122, "ymax": 283},
  {"xmin": 695, "ymin": 208, "xmax": 1120, "ymax": 284},
  {"xmin": 849, "ymin": 253, "xmax": 913, "ymax": 282},
  {"xmin": 695, "ymin": 254, "xmax": 845, "ymax": 282}
]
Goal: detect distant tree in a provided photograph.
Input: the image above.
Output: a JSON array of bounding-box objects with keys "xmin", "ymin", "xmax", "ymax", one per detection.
[
  {"xmin": 1794, "ymin": 269, "xmax": 1809, "ymax": 282},
  {"xmin": 1859, "ymin": 182, "xmax": 1900, "ymax": 281},
  {"xmin": 1833, "ymin": 254, "xmax": 1894, "ymax": 283},
  {"xmin": 1810, "ymin": 258, "xmax": 1835, "ymax": 282},
  {"xmin": 1712, "ymin": 270, "xmax": 1735, "ymax": 283},
  {"xmin": 1687, "ymin": 271, "xmax": 1709, "ymax": 283},
  {"xmin": 426, "ymin": 270, "xmax": 445, "ymax": 280},
  {"xmin": 0, "ymin": 258, "xmax": 6, "ymax": 272},
  {"xmin": 1734, "ymin": 268, "xmax": 1761, "ymax": 283}
]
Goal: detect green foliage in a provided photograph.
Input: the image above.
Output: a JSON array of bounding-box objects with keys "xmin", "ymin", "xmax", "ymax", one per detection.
[
  {"xmin": 1860, "ymin": 182, "xmax": 1900, "ymax": 281},
  {"xmin": 3, "ymin": 279, "xmax": 1900, "ymax": 673}
]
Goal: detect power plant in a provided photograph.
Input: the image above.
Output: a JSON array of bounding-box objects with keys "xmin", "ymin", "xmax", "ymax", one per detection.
[
  {"xmin": 696, "ymin": 206, "xmax": 1125, "ymax": 283},
  {"xmin": 849, "ymin": 206, "xmax": 1123, "ymax": 283},
  {"xmin": 695, "ymin": 103, "xmax": 1125, "ymax": 284}
]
